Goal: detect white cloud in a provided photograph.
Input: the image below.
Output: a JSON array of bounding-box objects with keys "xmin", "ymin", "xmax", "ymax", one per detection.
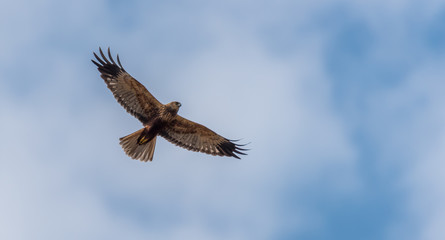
[
  {"xmin": 0, "ymin": 0, "xmax": 398, "ymax": 239},
  {"xmin": 373, "ymin": 60, "xmax": 445, "ymax": 240}
]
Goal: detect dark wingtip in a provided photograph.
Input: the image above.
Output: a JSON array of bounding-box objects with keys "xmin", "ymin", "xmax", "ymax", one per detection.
[
  {"xmin": 93, "ymin": 52, "xmax": 106, "ymax": 65},
  {"xmin": 107, "ymin": 47, "xmax": 117, "ymax": 65},
  {"xmin": 116, "ymin": 54, "xmax": 125, "ymax": 71},
  {"xmin": 99, "ymin": 47, "xmax": 111, "ymax": 64},
  {"xmin": 234, "ymin": 141, "xmax": 250, "ymax": 158},
  {"xmin": 217, "ymin": 140, "xmax": 249, "ymax": 159},
  {"xmin": 92, "ymin": 47, "xmax": 126, "ymax": 74},
  {"xmin": 91, "ymin": 59, "xmax": 101, "ymax": 67}
]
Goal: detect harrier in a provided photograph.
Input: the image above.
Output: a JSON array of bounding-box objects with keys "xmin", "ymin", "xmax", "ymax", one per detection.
[{"xmin": 92, "ymin": 48, "xmax": 247, "ymax": 161}]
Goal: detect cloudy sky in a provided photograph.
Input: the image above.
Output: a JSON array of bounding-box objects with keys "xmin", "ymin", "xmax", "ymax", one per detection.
[{"xmin": 1, "ymin": 0, "xmax": 445, "ymax": 239}]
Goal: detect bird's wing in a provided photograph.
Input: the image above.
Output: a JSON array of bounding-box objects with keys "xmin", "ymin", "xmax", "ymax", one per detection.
[
  {"xmin": 159, "ymin": 115, "xmax": 247, "ymax": 159},
  {"xmin": 92, "ymin": 48, "xmax": 162, "ymax": 123}
]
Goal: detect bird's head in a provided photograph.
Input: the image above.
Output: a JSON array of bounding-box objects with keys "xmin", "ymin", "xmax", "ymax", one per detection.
[{"xmin": 166, "ymin": 101, "xmax": 182, "ymax": 115}]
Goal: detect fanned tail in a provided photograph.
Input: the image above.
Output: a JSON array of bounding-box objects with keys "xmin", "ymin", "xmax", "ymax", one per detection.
[{"xmin": 119, "ymin": 128, "xmax": 157, "ymax": 162}]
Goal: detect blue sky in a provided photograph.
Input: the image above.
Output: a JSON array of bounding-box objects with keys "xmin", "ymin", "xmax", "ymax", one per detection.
[{"xmin": 1, "ymin": 0, "xmax": 445, "ymax": 239}]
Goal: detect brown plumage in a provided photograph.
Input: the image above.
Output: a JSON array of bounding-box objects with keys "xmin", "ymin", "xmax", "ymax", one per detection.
[{"xmin": 92, "ymin": 47, "xmax": 247, "ymax": 162}]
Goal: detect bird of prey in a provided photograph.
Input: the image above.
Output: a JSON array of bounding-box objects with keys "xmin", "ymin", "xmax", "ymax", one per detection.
[{"xmin": 92, "ymin": 48, "xmax": 247, "ymax": 162}]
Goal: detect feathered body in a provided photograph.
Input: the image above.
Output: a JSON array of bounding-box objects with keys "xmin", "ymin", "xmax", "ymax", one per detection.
[{"xmin": 92, "ymin": 48, "xmax": 247, "ymax": 161}]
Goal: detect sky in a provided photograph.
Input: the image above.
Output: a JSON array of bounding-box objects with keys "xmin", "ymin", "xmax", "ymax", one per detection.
[{"xmin": 1, "ymin": 0, "xmax": 445, "ymax": 239}]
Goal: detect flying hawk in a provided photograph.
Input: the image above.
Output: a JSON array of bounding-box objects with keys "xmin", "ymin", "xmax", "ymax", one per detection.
[{"xmin": 92, "ymin": 48, "xmax": 247, "ymax": 162}]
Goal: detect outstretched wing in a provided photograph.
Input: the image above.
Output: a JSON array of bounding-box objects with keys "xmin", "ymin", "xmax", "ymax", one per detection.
[
  {"xmin": 92, "ymin": 47, "xmax": 162, "ymax": 123},
  {"xmin": 159, "ymin": 115, "xmax": 247, "ymax": 159}
]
